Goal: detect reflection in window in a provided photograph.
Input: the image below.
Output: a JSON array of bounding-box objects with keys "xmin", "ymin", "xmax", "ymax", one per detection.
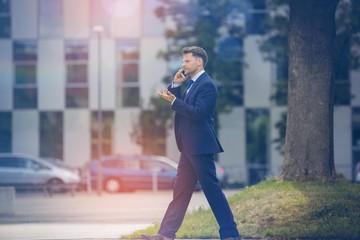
[
  {"xmin": 122, "ymin": 86, "xmax": 140, "ymax": 107},
  {"xmin": 65, "ymin": 40, "xmax": 89, "ymax": 108},
  {"xmin": 40, "ymin": 112, "xmax": 63, "ymax": 159},
  {"xmin": 116, "ymin": 40, "xmax": 140, "ymax": 107},
  {"xmin": 0, "ymin": 0, "xmax": 11, "ymax": 38},
  {"xmin": 39, "ymin": 0, "xmax": 63, "ymax": 38},
  {"xmin": 91, "ymin": 111, "xmax": 114, "ymax": 159},
  {"xmin": 246, "ymin": 109, "xmax": 270, "ymax": 185},
  {"xmin": 272, "ymin": 59, "xmax": 288, "ymax": 106},
  {"xmin": 352, "ymin": 108, "xmax": 360, "ymax": 181},
  {"xmin": 13, "ymin": 41, "xmax": 37, "ymax": 109},
  {"xmin": 216, "ymin": 37, "xmax": 244, "ymax": 106},
  {"xmin": 334, "ymin": 38, "xmax": 351, "ymax": 105},
  {"xmin": 246, "ymin": 0, "xmax": 267, "ymax": 35},
  {"xmin": 0, "ymin": 112, "xmax": 11, "ymax": 152}
]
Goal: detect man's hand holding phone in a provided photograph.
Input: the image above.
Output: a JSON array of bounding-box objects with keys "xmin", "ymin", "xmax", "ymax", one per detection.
[{"xmin": 173, "ymin": 68, "xmax": 187, "ymax": 84}]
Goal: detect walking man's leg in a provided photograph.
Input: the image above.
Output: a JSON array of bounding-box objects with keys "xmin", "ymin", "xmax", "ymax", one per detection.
[
  {"xmin": 158, "ymin": 153, "xmax": 198, "ymax": 238},
  {"xmin": 190, "ymin": 154, "xmax": 240, "ymax": 239}
]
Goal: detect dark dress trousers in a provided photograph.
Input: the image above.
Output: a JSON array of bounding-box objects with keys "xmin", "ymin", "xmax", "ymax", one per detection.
[{"xmin": 158, "ymin": 72, "xmax": 239, "ymax": 239}]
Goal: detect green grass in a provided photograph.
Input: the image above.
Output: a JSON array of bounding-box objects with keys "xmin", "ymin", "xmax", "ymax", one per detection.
[{"xmin": 124, "ymin": 179, "xmax": 360, "ymax": 239}]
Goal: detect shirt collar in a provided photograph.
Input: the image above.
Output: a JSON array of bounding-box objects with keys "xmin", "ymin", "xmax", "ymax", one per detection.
[{"xmin": 191, "ymin": 70, "xmax": 205, "ymax": 82}]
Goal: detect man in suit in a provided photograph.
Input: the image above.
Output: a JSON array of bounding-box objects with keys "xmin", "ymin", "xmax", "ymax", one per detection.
[{"xmin": 142, "ymin": 46, "xmax": 241, "ymax": 240}]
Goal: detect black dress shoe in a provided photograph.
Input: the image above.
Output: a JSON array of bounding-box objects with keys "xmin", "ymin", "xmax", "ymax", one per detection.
[
  {"xmin": 222, "ymin": 236, "xmax": 242, "ymax": 240},
  {"xmin": 141, "ymin": 233, "xmax": 174, "ymax": 240}
]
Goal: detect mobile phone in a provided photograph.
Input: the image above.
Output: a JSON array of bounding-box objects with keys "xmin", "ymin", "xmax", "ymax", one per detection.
[{"xmin": 180, "ymin": 68, "xmax": 186, "ymax": 78}]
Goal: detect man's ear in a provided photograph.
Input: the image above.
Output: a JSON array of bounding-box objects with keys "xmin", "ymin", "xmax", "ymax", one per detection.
[{"xmin": 197, "ymin": 57, "xmax": 203, "ymax": 67}]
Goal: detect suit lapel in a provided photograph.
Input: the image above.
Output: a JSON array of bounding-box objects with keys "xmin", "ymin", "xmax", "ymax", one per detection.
[{"xmin": 184, "ymin": 72, "xmax": 207, "ymax": 102}]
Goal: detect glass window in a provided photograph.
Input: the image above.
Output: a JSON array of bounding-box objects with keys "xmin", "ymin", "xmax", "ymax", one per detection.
[
  {"xmin": 117, "ymin": 40, "xmax": 139, "ymax": 61},
  {"xmin": 272, "ymin": 60, "xmax": 288, "ymax": 106},
  {"xmin": 0, "ymin": 0, "xmax": 10, "ymax": 13},
  {"xmin": 121, "ymin": 87, "xmax": 140, "ymax": 107},
  {"xmin": 91, "ymin": 111, "xmax": 114, "ymax": 159},
  {"xmin": 122, "ymin": 63, "xmax": 138, "ymax": 83},
  {"xmin": 116, "ymin": 40, "xmax": 140, "ymax": 107},
  {"xmin": 65, "ymin": 87, "xmax": 88, "ymax": 108},
  {"xmin": 250, "ymin": 0, "xmax": 266, "ymax": 9},
  {"xmin": 352, "ymin": 108, "xmax": 360, "ymax": 181},
  {"xmin": 65, "ymin": 41, "xmax": 88, "ymax": 61},
  {"xmin": 0, "ymin": 0, "xmax": 10, "ymax": 38},
  {"xmin": 246, "ymin": 109, "xmax": 270, "ymax": 185},
  {"xmin": 246, "ymin": 12, "xmax": 267, "ymax": 35},
  {"xmin": 0, "ymin": 157, "xmax": 18, "ymax": 168},
  {"xmin": 40, "ymin": 112, "xmax": 63, "ymax": 160},
  {"xmin": 15, "ymin": 65, "xmax": 36, "ymax": 84},
  {"xmin": 13, "ymin": 88, "xmax": 37, "ymax": 109},
  {"xmin": 246, "ymin": 0, "xmax": 267, "ymax": 35},
  {"xmin": 65, "ymin": 40, "xmax": 89, "ymax": 108},
  {"xmin": 67, "ymin": 64, "xmax": 88, "ymax": 83},
  {"xmin": 13, "ymin": 41, "xmax": 37, "ymax": 61},
  {"xmin": 39, "ymin": 0, "xmax": 63, "ymax": 38},
  {"xmin": 13, "ymin": 41, "xmax": 37, "ymax": 109},
  {"xmin": 334, "ymin": 37, "xmax": 351, "ymax": 106},
  {"xmin": 216, "ymin": 37, "xmax": 244, "ymax": 106},
  {"xmin": 0, "ymin": 112, "xmax": 11, "ymax": 153},
  {"xmin": 0, "ymin": 157, "xmax": 26, "ymax": 168}
]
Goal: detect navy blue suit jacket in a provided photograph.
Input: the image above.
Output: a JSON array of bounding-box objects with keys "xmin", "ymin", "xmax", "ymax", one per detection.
[{"xmin": 168, "ymin": 72, "xmax": 224, "ymax": 155}]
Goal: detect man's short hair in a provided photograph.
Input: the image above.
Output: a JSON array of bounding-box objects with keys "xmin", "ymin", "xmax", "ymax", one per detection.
[{"xmin": 182, "ymin": 46, "xmax": 208, "ymax": 67}]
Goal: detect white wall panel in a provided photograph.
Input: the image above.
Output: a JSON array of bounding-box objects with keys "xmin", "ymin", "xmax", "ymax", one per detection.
[
  {"xmin": 38, "ymin": 40, "xmax": 65, "ymax": 110},
  {"xmin": 244, "ymin": 36, "xmax": 272, "ymax": 107},
  {"xmin": 64, "ymin": 110, "xmax": 90, "ymax": 167},
  {"xmin": 142, "ymin": 0, "xmax": 165, "ymax": 37},
  {"xmin": 12, "ymin": 111, "xmax": 38, "ymax": 156},
  {"xmin": 0, "ymin": 40, "xmax": 12, "ymax": 110},
  {"xmin": 111, "ymin": 0, "xmax": 141, "ymax": 38},
  {"xmin": 12, "ymin": 0, "xmax": 37, "ymax": 38},
  {"xmin": 64, "ymin": 0, "xmax": 89, "ymax": 38},
  {"xmin": 219, "ymin": 107, "xmax": 247, "ymax": 184}
]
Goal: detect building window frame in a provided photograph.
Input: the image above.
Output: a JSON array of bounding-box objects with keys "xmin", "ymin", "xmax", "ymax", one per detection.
[
  {"xmin": 0, "ymin": 112, "xmax": 12, "ymax": 153},
  {"xmin": 0, "ymin": 0, "xmax": 11, "ymax": 38},
  {"xmin": 65, "ymin": 40, "xmax": 89, "ymax": 108},
  {"xmin": 90, "ymin": 111, "xmax": 114, "ymax": 159},
  {"xmin": 40, "ymin": 111, "xmax": 63, "ymax": 160},
  {"xmin": 116, "ymin": 39, "xmax": 140, "ymax": 107},
  {"xmin": 13, "ymin": 40, "xmax": 38, "ymax": 109}
]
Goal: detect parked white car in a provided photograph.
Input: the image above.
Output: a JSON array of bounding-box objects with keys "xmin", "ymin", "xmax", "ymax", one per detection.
[{"xmin": 0, "ymin": 153, "xmax": 81, "ymax": 191}]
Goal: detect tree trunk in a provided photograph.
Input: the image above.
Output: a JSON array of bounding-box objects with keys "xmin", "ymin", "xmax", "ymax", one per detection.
[{"xmin": 282, "ymin": 0, "xmax": 339, "ymax": 181}]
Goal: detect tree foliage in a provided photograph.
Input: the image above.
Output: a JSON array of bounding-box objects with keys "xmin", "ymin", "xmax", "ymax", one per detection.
[{"xmin": 131, "ymin": 0, "xmax": 247, "ymax": 154}]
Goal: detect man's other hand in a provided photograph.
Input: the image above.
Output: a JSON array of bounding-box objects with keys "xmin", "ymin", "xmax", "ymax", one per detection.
[{"xmin": 157, "ymin": 89, "xmax": 176, "ymax": 103}]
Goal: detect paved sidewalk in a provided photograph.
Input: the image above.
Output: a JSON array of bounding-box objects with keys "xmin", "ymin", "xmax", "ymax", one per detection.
[
  {"xmin": 0, "ymin": 223, "xmax": 151, "ymax": 240},
  {"xmin": 0, "ymin": 190, "xmax": 243, "ymax": 240}
]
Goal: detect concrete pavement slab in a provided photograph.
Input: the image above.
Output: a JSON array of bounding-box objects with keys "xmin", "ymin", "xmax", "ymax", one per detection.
[{"xmin": 0, "ymin": 223, "xmax": 151, "ymax": 240}]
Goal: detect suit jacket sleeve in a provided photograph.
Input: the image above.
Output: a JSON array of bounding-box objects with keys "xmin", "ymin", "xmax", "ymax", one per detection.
[{"xmin": 171, "ymin": 81, "xmax": 217, "ymax": 122}]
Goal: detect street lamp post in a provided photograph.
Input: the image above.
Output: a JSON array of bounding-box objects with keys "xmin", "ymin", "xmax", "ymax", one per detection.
[{"xmin": 93, "ymin": 25, "xmax": 104, "ymax": 195}]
